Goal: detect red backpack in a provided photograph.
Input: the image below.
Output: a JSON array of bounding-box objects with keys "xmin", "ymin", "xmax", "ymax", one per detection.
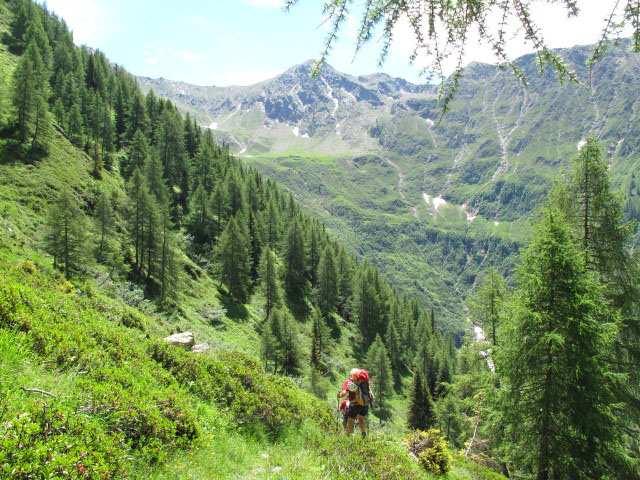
[{"xmin": 354, "ymin": 369, "xmax": 373, "ymax": 406}]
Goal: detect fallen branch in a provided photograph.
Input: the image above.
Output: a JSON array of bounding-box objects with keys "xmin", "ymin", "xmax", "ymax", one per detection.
[
  {"xmin": 20, "ymin": 387, "xmax": 57, "ymax": 397},
  {"xmin": 465, "ymin": 416, "xmax": 480, "ymax": 457}
]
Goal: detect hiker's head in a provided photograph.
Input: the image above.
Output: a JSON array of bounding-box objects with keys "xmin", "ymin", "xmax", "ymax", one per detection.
[{"xmin": 350, "ymin": 368, "xmax": 359, "ymax": 380}]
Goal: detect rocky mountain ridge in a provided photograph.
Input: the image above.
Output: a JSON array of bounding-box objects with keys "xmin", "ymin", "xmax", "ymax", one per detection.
[
  {"xmin": 138, "ymin": 60, "xmax": 431, "ymax": 154},
  {"xmin": 138, "ymin": 41, "xmax": 640, "ymax": 324}
]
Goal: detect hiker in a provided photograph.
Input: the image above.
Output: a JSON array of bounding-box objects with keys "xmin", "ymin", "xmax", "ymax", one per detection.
[
  {"xmin": 339, "ymin": 399, "xmax": 350, "ymax": 429},
  {"xmin": 337, "ymin": 368, "xmax": 373, "ymax": 438}
]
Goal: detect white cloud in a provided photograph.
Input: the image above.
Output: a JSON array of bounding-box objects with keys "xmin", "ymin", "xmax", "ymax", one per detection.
[
  {"xmin": 174, "ymin": 50, "xmax": 208, "ymax": 63},
  {"xmin": 210, "ymin": 69, "xmax": 284, "ymax": 86},
  {"xmin": 244, "ymin": 0, "xmax": 284, "ymax": 7},
  {"xmin": 390, "ymin": 0, "xmax": 632, "ymax": 76},
  {"xmin": 148, "ymin": 58, "xmax": 160, "ymax": 65}
]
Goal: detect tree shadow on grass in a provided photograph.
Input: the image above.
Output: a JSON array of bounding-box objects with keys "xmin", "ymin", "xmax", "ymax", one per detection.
[
  {"xmin": 285, "ymin": 290, "xmax": 311, "ymax": 321},
  {"xmin": 325, "ymin": 313, "xmax": 342, "ymax": 340},
  {"xmin": 217, "ymin": 289, "xmax": 249, "ymax": 322}
]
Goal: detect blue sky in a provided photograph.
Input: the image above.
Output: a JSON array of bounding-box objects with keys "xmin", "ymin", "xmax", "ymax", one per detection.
[{"xmin": 41, "ymin": 0, "xmax": 628, "ymax": 87}]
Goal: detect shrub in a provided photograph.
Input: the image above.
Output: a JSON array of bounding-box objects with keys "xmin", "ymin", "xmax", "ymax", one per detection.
[
  {"xmin": 82, "ymin": 280, "xmax": 97, "ymax": 298},
  {"xmin": 120, "ymin": 307, "xmax": 146, "ymax": 331},
  {"xmin": 405, "ymin": 429, "xmax": 452, "ymax": 476},
  {"xmin": 19, "ymin": 260, "xmax": 37, "ymax": 274},
  {"xmin": 318, "ymin": 434, "xmax": 428, "ymax": 479},
  {"xmin": 56, "ymin": 275, "xmax": 75, "ymax": 295},
  {"xmin": 0, "ymin": 261, "xmax": 335, "ymax": 476},
  {"xmin": 0, "ymin": 395, "xmax": 125, "ymax": 479}
]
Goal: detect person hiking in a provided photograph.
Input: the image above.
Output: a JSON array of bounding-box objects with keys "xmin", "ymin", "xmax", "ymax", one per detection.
[
  {"xmin": 337, "ymin": 368, "xmax": 372, "ymax": 438},
  {"xmin": 339, "ymin": 399, "xmax": 350, "ymax": 430}
]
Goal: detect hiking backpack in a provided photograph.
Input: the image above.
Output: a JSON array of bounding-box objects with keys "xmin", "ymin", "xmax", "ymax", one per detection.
[{"xmin": 354, "ymin": 369, "xmax": 374, "ymax": 406}]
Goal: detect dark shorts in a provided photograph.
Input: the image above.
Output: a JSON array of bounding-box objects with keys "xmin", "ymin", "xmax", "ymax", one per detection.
[{"xmin": 347, "ymin": 404, "xmax": 368, "ymax": 419}]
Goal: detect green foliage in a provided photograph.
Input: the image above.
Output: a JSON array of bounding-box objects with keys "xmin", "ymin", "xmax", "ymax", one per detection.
[
  {"xmin": 44, "ymin": 187, "xmax": 87, "ymax": 278},
  {"xmin": 366, "ymin": 334, "xmax": 393, "ymax": 420},
  {"xmin": 318, "ymin": 433, "xmax": 431, "ymax": 479},
  {"xmin": 405, "ymin": 429, "xmax": 452, "ymax": 476},
  {"xmin": 316, "ymin": 244, "xmax": 338, "ymax": 314},
  {"xmin": 12, "ymin": 39, "xmax": 50, "ymax": 149},
  {"xmin": 467, "ymin": 266, "xmax": 506, "ymax": 347},
  {"xmin": 496, "ymin": 208, "xmax": 625, "ymax": 479},
  {"xmin": 216, "ymin": 215, "xmax": 251, "ymax": 302},
  {"xmin": 0, "ymin": 395, "xmax": 126, "ymax": 479},
  {"xmin": 0, "ymin": 262, "xmax": 334, "ymax": 475},
  {"xmin": 449, "ymin": 455, "xmax": 508, "ymax": 480},
  {"xmin": 407, "ymin": 369, "xmax": 435, "ymax": 431},
  {"xmin": 0, "ymin": 2, "xmax": 484, "ymax": 475}
]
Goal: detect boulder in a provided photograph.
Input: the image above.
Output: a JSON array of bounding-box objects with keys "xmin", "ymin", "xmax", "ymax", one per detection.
[
  {"xmin": 191, "ymin": 343, "xmax": 210, "ymax": 353},
  {"xmin": 164, "ymin": 332, "xmax": 195, "ymax": 348}
]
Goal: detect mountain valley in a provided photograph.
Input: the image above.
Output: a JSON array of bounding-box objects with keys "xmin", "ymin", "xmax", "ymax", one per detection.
[{"xmin": 139, "ymin": 42, "xmax": 640, "ymax": 329}]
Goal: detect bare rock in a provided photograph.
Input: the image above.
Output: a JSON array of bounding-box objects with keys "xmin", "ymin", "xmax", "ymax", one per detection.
[
  {"xmin": 191, "ymin": 343, "xmax": 210, "ymax": 353},
  {"xmin": 164, "ymin": 332, "xmax": 195, "ymax": 348}
]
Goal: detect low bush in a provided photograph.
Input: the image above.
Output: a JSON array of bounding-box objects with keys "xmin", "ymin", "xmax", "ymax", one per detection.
[
  {"xmin": 0, "ymin": 260, "xmax": 335, "ymax": 475},
  {"xmin": 318, "ymin": 434, "xmax": 430, "ymax": 479},
  {"xmin": 0, "ymin": 394, "xmax": 125, "ymax": 479},
  {"xmin": 405, "ymin": 429, "xmax": 452, "ymax": 476}
]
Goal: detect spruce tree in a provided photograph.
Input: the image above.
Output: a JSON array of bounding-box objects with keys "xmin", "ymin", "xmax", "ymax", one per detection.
[
  {"xmin": 210, "ymin": 183, "xmax": 229, "ymax": 242},
  {"xmin": 94, "ymin": 188, "xmax": 114, "ymax": 259},
  {"xmin": 553, "ymin": 138, "xmax": 640, "ymax": 469},
  {"xmin": 247, "ymin": 209, "xmax": 262, "ymax": 282},
  {"xmin": 187, "ymin": 183, "xmax": 210, "ymax": 244},
  {"xmin": 159, "ymin": 203, "xmax": 178, "ymax": 301},
  {"xmin": 216, "ymin": 216, "xmax": 250, "ymax": 302},
  {"xmin": 128, "ymin": 168, "xmax": 149, "ymax": 273},
  {"xmin": 258, "ymin": 247, "xmax": 281, "ymax": 318},
  {"xmin": 225, "ymin": 169, "xmax": 245, "ymax": 217},
  {"xmin": 385, "ymin": 316, "xmax": 403, "ymax": 388},
  {"xmin": 145, "ymin": 153, "xmax": 168, "ymax": 204},
  {"xmin": 335, "ymin": 246, "xmax": 352, "ymax": 317},
  {"xmin": 263, "ymin": 195, "xmax": 280, "ymax": 248},
  {"xmin": 283, "ymin": 217, "xmax": 307, "ymax": 298},
  {"xmin": 310, "ymin": 309, "xmax": 325, "ymax": 370},
  {"xmin": 316, "ymin": 244, "xmax": 338, "ymax": 315},
  {"xmin": 496, "ymin": 208, "xmax": 624, "ymax": 479},
  {"xmin": 307, "ymin": 226, "xmax": 320, "ymax": 287},
  {"xmin": 126, "ymin": 129, "xmax": 150, "ymax": 178},
  {"xmin": 45, "ymin": 188, "xmax": 86, "ymax": 278},
  {"xmin": 366, "ymin": 334, "xmax": 393, "ymax": 421},
  {"xmin": 66, "ymin": 103, "xmax": 83, "ymax": 146},
  {"xmin": 12, "ymin": 40, "xmax": 50, "ymax": 147},
  {"xmin": 9, "ymin": 0, "xmax": 32, "ymax": 53},
  {"xmin": 193, "ymin": 131, "xmax": 216, "ymax": 193},
  {"xmin": 407, "ymin": 369, "xmax": 435, "ymax": 431},
  {"xmin": 353, "ymin": 264, "xmax": 383, "ymax": 350},
  {"xmin": 262, "ymin": 307, "xmax": 283, "ymax": 372},
  {"xmin": 468, "ymin": 266, "xmax": 506, "ymax": 347},
  {"xmin": 142, "ymin": 195, "xmax": 160, "ymax": 282},
  {"xmin": 279, "ymin": 309, "xmax": 303, "ymax": 376}
]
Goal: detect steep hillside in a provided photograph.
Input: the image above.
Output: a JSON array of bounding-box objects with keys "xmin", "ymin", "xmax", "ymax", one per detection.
[
  {"xmin": 141, "ymin": 42, "xmax": 640, "ymax": 327},
  {"xmin": 0, "ymin": 2, "xmax": 511, "ymax": 478}
]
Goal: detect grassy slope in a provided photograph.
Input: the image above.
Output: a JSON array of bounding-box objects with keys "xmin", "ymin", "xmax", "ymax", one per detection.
[{"xmin": 0, "ymin": 5, "xmax": 505, "ymax": 476}]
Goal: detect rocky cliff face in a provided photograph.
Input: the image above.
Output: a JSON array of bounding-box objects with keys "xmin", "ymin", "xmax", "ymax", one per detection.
[{"xmin": 138, "ymin": 60, "xmax": 431, "ymax": 154}]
